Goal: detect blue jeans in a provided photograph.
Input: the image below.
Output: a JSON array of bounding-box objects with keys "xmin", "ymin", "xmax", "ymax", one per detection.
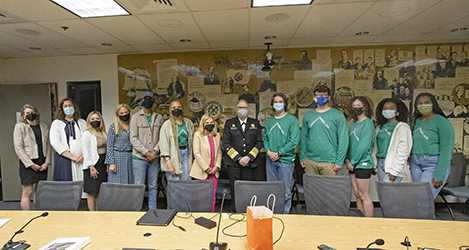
[
  {"xmin": 266, "ymin": 158, "xmax": 294, "ymax": 214},
  {"xmin": 377, "ymin": 158, "xmax": 403, "ymax": 183},
  {"xmin": 133, "ymin": 158, "xmax": 160, "ymax": 209},
  {"xmin": 410, "ymin": 154, "xmax": 450, "ymax": 199},
  {"xmin": 166, "ymin": 149, "xmax": 190, "ymax": 181}
]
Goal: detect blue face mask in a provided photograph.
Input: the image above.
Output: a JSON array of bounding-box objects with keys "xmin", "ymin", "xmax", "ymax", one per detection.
[
  {"xmin": 273, "ymin": 103, "xmax": 284, "ymax": 112},
  {"xmin": 64, "ymin": 107, "xmax": 75, "ymax": 117},
  {"xmin": 315, "ymin": 96, "xmax": 329, "ymax": 106},
  {"xmin": 382, "ymin": 110, "xmax": 396, "ymax": 119}
]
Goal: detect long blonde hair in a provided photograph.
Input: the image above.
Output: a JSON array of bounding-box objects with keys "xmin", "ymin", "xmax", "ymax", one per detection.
[
  {"xmin": 169, "ymin": 100, "xmax": 184, "ymax": 141},
  {"xmin": 86, "ymin": 111, "xmax": 107, "ymax": 139},
  {"xmin": 198, "ymin": 114, "xmax": 217, "ymax": 137},
  {"xmin": 20, "ymin": 104, "xmax": 40, "ymax": 124},
  {"xmin": 113, "ymin": 104, "xmax": 131, "ymax": 135}
]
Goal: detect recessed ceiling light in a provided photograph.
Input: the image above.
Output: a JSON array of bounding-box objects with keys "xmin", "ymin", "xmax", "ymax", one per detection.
[
  {"xmin": 265, "ymin": 13, "xmax": 290, "ymax": 22},
  {"xmin": 252, "ymin": 0, "xmax": 313, "ymax": 8},
  {"xmin": 180, "ymin": 39, "xmax": 191, "ymax": 43},
  {"xmin": 158, "ymin": 19, "xmax": 183, "ymax": 28},
  {"xmin": 50, "ymin": 0, "xmax": 130, "ymax": 18},
  {"xmin": 101, "ymin": 43, "xmax": 113, "ymax": 46},
  {"xmin": 451, "ymin": 27, "xmax": 468, "ymax": 32},
  {"xmin": 29, "ymin": 47, "xmax": 42, "ymax": 50},
  {"xmin": 16, "ymin": 29, "xmax": 41, "ymax": 35},
  {"xmin": 264, "ymin": 35, "xmax": 277, "ymax": 40},
  {"xmin": 355, "ymin": 31, "xmax": 369, "ymax": 36}
]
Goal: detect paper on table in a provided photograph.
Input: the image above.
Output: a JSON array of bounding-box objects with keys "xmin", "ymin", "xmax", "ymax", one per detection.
[{"xmin": 0, "ymin": 218, "xmax": 11, "ymax": 228}]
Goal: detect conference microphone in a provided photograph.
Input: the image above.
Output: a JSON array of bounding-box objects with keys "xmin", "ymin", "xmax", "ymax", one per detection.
[
  {"xmin": 356, "ymin": 238, "xmax": 385, "ymax": 250},
  {"xmin": 209, "ymin": 192, "xmax": 228, "ymax": 250},
  {"xmin": 2, "ymin": 212, "xmax": 49, "ymax": 250},
  {"xmin": 400, "ymin": 236, "xmax": 411, "ymax": 250}
]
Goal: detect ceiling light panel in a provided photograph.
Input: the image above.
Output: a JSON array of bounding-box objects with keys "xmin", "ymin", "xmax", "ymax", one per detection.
[
  {"xmin": 252, "ymin": 0, "xmax": 312, "ymax": 8},
  {"xmin": 50, "ymin": 0, "xmax": 130, "ymax": 18}
]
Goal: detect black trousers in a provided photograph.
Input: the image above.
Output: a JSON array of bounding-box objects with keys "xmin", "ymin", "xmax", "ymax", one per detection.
[{"xmin": 228, "ymin": 165, "xmax": 256, "ymax": 212}]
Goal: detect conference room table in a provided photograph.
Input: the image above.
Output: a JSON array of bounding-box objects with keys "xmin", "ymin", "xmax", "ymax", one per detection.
[{"xmin": 0, "ymin": 210, "xmax": 468, "ymax": 250}]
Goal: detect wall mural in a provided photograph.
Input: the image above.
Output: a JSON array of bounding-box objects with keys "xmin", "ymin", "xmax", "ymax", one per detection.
[{"xmin": 118, "ymin": 43, "xmax": 469, "ymax": 156}]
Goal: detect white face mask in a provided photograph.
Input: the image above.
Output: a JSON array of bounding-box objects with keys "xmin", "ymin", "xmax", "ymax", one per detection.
[
  {"xmin": 382, "ymin": 110, "xmax": 396, "ymax": 119},
  {"xmin": 237, "ymin": 108, "xmax": 248, "ymax": 117}
]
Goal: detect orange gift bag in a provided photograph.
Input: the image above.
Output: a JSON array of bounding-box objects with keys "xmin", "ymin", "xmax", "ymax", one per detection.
[{"xmin": 246, "ymin": 194, "xmax": 276, "ymax": 250}]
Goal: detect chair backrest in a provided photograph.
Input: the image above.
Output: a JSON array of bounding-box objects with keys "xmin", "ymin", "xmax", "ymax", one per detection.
[
  {"xmin": 303, "ymin": 174, "xmax": 352, "ymax": 216},
  {"xmin": 167, "ymin": 180, "xmax": 214, "ymax": 212},
  {"xmin": 98, "ymin": 183, "xmax": 145, "ymax": 211},
  {"xmin": 35, "ymin": 181, "xmax": 83, "ymax": 211},
  {"xmin": 446, "ymin": 153, "xmax": 466, "ymax": 188},
  {"xmin": 376, "ymin": 182, "xmax": 435, "ymax": 219},
  {"xmin": 234, "ymin": 180, "xmax": 285, "ymax": 214}
]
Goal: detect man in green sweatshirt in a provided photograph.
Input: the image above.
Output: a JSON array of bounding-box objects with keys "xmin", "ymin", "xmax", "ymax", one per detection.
[
  {"xmin": 300, "ymin": 85, "xmax": 349, "ymax": 175},
  {"xmin": 263, "ymin": 92, "xmax": 300, "ymax": 214}
]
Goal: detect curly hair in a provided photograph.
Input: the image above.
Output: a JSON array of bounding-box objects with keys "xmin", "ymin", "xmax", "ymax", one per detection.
[
  {"xmin": 350, "ymin": 96, "xmax": 372, "ymax": 121},
  {"xmin": 413, "ymin": 92, "xmax": 445, "ymax": 120},
  {"xmin": 54, "ymin": 98, "xmax": 81, "ymax": 121},
  {"xmin": 375, "ymin": 98, "xmax": 408, "ymax": 127}
]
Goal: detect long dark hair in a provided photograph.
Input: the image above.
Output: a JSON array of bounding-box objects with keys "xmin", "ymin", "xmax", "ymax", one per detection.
[
  {"xmin": 413, "ymin": 92, "xmax": 445, "ymax": 120},
  {"xmin": 350, "ymin": 96, "xmax": 372, "ymax": 121},
  {"xmin": 54, "ymin": 98, "xmax": 81, "ymax": 121},
  {"xmin": 375, "ymin": 98, "xmax": 408, "ymax": 127}
]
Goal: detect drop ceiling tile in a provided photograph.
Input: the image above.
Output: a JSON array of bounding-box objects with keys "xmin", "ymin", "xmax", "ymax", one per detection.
[
  {"xmin": 386, "ymin": 0, "xmax": 469, "ymax": 34},
  {"xmin": 209, "ymin": 40, "xmax": 249, "ymax": 49},
  {"xmin": 138, "ymin": 13, "xmax": 207, "ymax": 43},
  {"xmin": 0, "ymin": 31, "xmax": 54, "ymax": 51},
  {"xmin": 86, "ymin": 16, "xmax": 165, "ymax": 45},
  {"xmin": 294, "ymin": 2, "xmax": 374, "ymax": 38},
  {"xmin": 0, "ymin": 50, "xmax": 41, "ymax": 58},
  {"xmin": 38, "ymin": 19, "xmax": 127, "ymax": 47},
  {"xmin": 132, "ymin": 44, "xmax": 174, "ymax": 52},
  {"xmin": 249, "ymin": 39, "xmax": 291, "ymax": 47},
  {"xmin": 0, "ymin": 44, "xmax": 19, "ymax": 52},
  {"xmin": 169, "ymin": 42, "xmax": 211, "ymax": 50},
  {"xmin": 193, "ymin": 9, "xmax": 249, "ymax": 41},
  {"xmin": 96, "ymin": 45, "xmax": 138, "ymax": 54},
  {"xmin": 250, "ymin": 6, "xmax": 311, "ymax": 40},
  {"xmin": 289, "ymin": 37, "xmax": 334, "ymax": 46},
  {"xmin": 29, "ymin": 49, "xmax": 73, "ymax": 57},
  {"xmin": 186, "ymin": 0, "xmax": 250, "ymax": 11},
  {"xmin": 412, "ymin": 32, "xmax": 469, "ymax": 42},
  {"xmin": 118, "ymin": 0, "xmax": 189, "ymax": 15},
  {"xmin": 433, "ymin": 15, "xmax": 469, "ymax": 33},
  {"xmin": 61, "ymin": 47, "xmax": 106, "ymax": 55},
  {"xmin": 339, "ymin": 0, "xmax": 440, "ymax": 36},
  {"xmin": 328, "ymin": 35, "xmax": 379, "ymax": 45},
  {"xmin": 370, "ymin": 34, "xmax": 423, "ymax": 43},
  {"xmin": 0, "ymin": 0, "xmax": 77, "ymax": 21}
]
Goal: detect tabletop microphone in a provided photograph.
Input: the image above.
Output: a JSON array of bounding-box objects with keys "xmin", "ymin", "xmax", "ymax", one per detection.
[
  {"xmin": 357, "ymin": 238, "xmax": 385, "ymax": 250},
  {"xmin": 209, "ymin": 192, "xmax": 228, "ymax": 250},
  {"xmin": 2, "ymin": 212, "xmax": 49, "ymax": 250}
]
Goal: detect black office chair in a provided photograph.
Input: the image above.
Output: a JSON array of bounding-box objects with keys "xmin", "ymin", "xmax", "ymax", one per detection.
[
  {"xmin": 35, "ymin": 181, "xmax": 83, "ymax": 211},
  {"xmin": 98, "ymin": 183, "xmax": 145, "ymax": 211},
  {"xmin": 234, "ymin": 180, "xmax": 285, "ymax": 214},
  {"xmin": 303, "ymin": 174, "xmax": 352, "ymax": 216},
  {"xmin": 376, "ymin": 182, "xmax": 435, "ymax": 219},
  {"xmin": 167, "ymin": 179, "xmax": 214, "ymax": 212}
]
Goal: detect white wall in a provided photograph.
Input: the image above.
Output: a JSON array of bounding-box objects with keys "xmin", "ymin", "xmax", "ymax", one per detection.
[{"xmin": 4, "ymin": 54, "xmax": 119, "ymax": 126}]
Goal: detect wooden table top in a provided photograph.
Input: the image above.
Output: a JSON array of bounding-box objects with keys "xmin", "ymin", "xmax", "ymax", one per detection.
[{"xmin": 0, "ymin": 211, "xmax": 468, "ymax": 250}]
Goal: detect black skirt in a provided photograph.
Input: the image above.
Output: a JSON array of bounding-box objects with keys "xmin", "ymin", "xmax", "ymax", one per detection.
[
  {"xmin": 19, "ymin": 157, "xmax": 47, "ymax": 186},
  {"xmin": 83, "ymin": 154, "xmax": 108, "ymax": 195}
]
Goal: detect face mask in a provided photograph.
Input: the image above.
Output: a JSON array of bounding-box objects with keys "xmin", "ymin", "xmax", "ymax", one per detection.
[
  {"xmin": 142, "ymin": 99, "xmax": 154, "ymax": 109},
  {"xmin": 205, "ymin": 124, "xmax": 215, "ymax": 132},
  {"xmin": 25, "ymin": 113, "xmax": 37, "ymax": 121},
  {"xmin": 315, "ymin": 96, "xmax": 329, "ymax": 106},
  {"xmin": 119, "ymin": 114, "xmax": 130, "ymax": 122},
  {"xmin": 382, "ymin": 110, "xmax": 396, "ymax": 119},
  {"xmin": 171, "ymin": 108, "xmax": 183, "ymax": 117},
  {"xmin": 273, "ymin": 103, "xmax": 284, "ymax": 112},
  {"xmin": 237, "ymin": 108, "xmax": 248, "ymax": 117},
  {"xmin": 352, "ymin": 107, "xmax": 364, "ymax": 116},
  {"xmin": 90, "ymin": 121, "xmax": 101, "ymax": 128},
  {"xmin": 64, "ymin": 107, "xmax": 75, "ymax": 117},
  {"xmin": 417, "ymin": 104, "xmax": 433, "ymax": 115}
]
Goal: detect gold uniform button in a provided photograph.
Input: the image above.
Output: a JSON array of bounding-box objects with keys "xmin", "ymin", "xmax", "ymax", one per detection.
[
  {"xmin": 244, "ymin": 150, "xmax": 246, "ymax": 152},
  {"xmin": 243, "ymin": 144, "xmax": 246, "ymax": 146}
]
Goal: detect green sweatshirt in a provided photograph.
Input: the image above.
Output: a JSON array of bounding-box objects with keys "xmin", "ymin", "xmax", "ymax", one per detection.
[
  {"xmin": 263, "ymin": 113, "xmax": 300, "ymax": 163},
  {"xmin": 347, "ymin": 118, "xmax": 374, "ymax": 169},
  {"xmin": 412, "ymin": 115, "xmax": 455, "ymax": 181},
  {"xmin": 300, "ymin": 108, "xmax": 349, "ymax": 166},
  {"xmin": 376, "ymin": 121, "xmax": 399, "ymax": 158}
]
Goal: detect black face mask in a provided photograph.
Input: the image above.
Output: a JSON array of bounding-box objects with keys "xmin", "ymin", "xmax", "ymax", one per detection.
[
  {"xmin": 352, "ymin": 107, "xmax": 364, "ymax": 116},
  {"xmin": 142, "ymin": 99, "xmax": 154, "ymax": 109},
  {"xmin": 171, "ymin": 108, "xmax": 183, "ymax": 117},
  {"xmin": 90, "ymin": 121, "xmax": 101, "ymax": 128},
  {"xmin": 205, "ymin": 124, "xmax": 215, "ymax": 132},
  {"xmin": 26, "ymin": 113, "xmax": 37, "ymax": 121},
  {"xmin": 119, "ymin": 113, "xmax": 130, "ymax": 122}
]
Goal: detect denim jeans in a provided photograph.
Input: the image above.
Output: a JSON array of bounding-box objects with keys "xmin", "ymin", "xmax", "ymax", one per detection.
[
  {"xmin": 377, "ymin": 158, "xmax": 403, "ymax": 183},
  {"xmin": 266, "ymin": 158, "xmax": 294, "ymax": 214},
  {"xmin": 166, "ymin": 149, "xmax": 190, "ymax": 181},
  {"xmin": 410, "ymin": 154, "xmax": 450, "ymax": 199},
  {"xmin": 133, "ymin": 158, "xmax": 160, "ymax": 209}
]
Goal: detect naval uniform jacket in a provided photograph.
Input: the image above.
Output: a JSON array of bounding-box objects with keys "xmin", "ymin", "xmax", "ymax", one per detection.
[{"xmin": 222, "ymin": 117, "xmax": 263, "ymax": 168}]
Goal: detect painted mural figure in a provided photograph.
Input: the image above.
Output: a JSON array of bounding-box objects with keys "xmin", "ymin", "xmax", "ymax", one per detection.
[
  {"xmin": 204, "ymin": 65, "xmax": 219, "ymax": 85},
  {"xmin": 338, "ymin": 49, "xmax": 353, "ymax": 69},
  {"xmin": 298, "ymin": 50, "xmax": 312, "ymax": 70},
  {"xmin": 167, "ymin": 76, "xmax": 185, "ymax": 99}
]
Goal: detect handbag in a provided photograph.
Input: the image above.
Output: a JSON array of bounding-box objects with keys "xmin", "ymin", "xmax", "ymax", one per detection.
[{"xmin": 246, "ymin": 194, "xmax": 275, "ymax": 250}]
